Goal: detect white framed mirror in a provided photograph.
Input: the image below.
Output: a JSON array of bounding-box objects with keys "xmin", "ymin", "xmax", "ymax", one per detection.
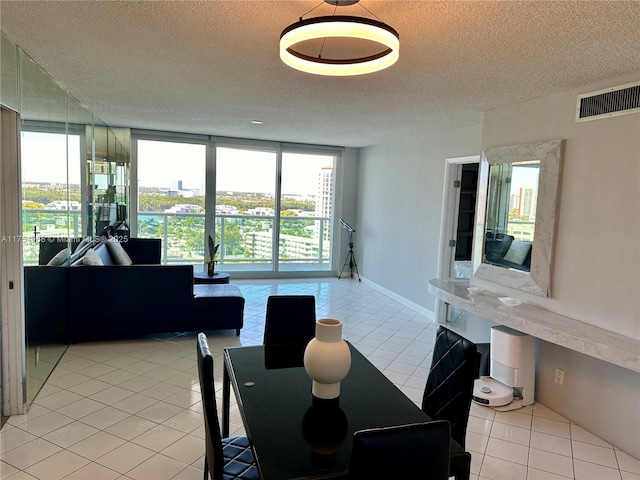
[{"xmin": 471, "ymin": 139, "xmax": 564, "ymax": 297}]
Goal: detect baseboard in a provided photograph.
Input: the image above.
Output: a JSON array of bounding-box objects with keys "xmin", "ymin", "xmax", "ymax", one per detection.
[{"xmin": 360, "ymin": 277, "xmax": 435, "ymax": 321}]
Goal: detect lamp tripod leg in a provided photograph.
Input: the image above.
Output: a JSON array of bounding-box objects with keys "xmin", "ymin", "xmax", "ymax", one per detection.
[
  {"xmin": 353, "ymin": 256, "xmax": 361, "ymax": 282},
  {"xmin": 339, "ymin": 247, "xmax": 361, "ymax": 282},
  {"xmin": 338, "ymin": 250, "xmax": 351, "ymax": 279},
  {"xmin": 349, "ymin": 250, "xmax": 361, "ymax": 282}
]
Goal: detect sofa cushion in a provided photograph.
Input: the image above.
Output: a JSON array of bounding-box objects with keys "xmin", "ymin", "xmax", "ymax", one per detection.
[
  {"xmin": 69, "ymin": 239, "xmax": 96, "ymax": 265},
  {"xmin": 83, "ymin": 248, "xmax": 104, "ymax": 266},
  {"xmin": 93, "ymin": 242, "xmax": 115, "ymax": 265},
  {"xmin": 76, "ymin": 235, "xmax": 92, "ymax": 251},
  {"xmin": 503, "ymin": 240, "xmax": 532, "ymax": 265},
  {"xmin": 47, "ymin": 248, "xmax": 70, "ymax": 266},
  {"xmin": 106, "ymin": 238, "xmax": 133, "ymax": 265}
]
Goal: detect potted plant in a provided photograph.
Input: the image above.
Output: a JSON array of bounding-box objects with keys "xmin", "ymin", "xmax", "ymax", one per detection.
[{"xmin": 205, "ymin": 235, "xmax": 220, "ymax": 276}]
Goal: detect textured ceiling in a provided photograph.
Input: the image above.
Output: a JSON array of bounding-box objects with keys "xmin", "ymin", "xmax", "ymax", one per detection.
[{"xmin": 1, "ymin": 1, "xmax": 639, "ymax": 148}]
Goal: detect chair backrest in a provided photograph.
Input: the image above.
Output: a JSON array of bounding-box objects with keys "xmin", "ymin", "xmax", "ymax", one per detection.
[
  {"xmin": 197, "ymin": 333, "xmax": 224, "ymax": 480},
  {"xmin": 263, "ymin": 295, "xmax": 316, "ymax": 346},
  {"xmin": 349, "ymin": 421, "xmax": 451, "ymax": 480},
  {"xmin": 422, "ymin": 326, "xmax": 477, "ymax": 449}
]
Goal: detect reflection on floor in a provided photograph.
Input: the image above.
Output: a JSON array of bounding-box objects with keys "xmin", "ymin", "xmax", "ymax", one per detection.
[
  {"xmin": 26, "ymin": 344, "xmax": 68, "ymax": 404},
  {"xmin": 1, "ymin": 278, "xmax": 638, "ymax": 480}
]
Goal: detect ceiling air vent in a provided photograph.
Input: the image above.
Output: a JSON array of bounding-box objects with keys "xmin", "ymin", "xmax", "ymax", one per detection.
[{"xmin": 576, "ymin": 81, "xmax": 640, "ymax": 122}]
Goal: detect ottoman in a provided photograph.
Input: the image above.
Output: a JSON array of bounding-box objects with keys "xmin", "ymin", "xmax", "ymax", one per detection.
[{"xmin": 193, "ymin": 284, "xmax": 245, "ymax": 335}]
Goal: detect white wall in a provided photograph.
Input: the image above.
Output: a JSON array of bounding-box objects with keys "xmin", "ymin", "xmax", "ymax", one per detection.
[
  {"xmin": 356, "ymin": 74, "xmax": 639, "ymax": 458},
  {"xmin": 356, "ymin": 126, "xmax": 482, "ymax": 310},
  {"xmin": 480, "ymin": 73, "xmax": 640, "ymax": 458},
  {"xmin": 334, "ymin": 147, "xmax": 359, "ymax": 274}
]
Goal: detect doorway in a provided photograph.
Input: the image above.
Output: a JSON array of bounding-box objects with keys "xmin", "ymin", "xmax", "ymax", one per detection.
[{"xmin": 435, "ymin": 155, "xmax": 479, "ymax": 324}]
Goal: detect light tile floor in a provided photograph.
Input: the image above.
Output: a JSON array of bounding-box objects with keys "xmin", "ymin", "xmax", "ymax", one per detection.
[{"xmin": 1, "ymin": 278, "xmax": 638, "ymax": 480}]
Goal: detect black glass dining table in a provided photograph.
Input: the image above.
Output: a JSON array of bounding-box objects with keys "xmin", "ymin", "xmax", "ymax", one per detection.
[{"xmin": 223, "ymin": 342, "xmax": 471, "ymax": 480}]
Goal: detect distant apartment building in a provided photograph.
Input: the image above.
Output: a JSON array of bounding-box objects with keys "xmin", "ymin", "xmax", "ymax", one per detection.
[
  {"xmin": 248, "ymin": 207, "xmax": 275, "ymax": 216},
  {"xmin": 519, "ymin": 187, "xmax": 537, "ymax": 220},
  {"xmin": 164, "ymin": 204, "xmax": 202, "ymax": 214},
  {"xmin": 510, "ymin": 193, "xmax": 520, "ymax": 211},
  {"xmin": 216, "ymin": 205, "xmax": 239, "ymax": 215},
  {"xmin": 314, "ymin": 165, "xmax": 333, "ymax": 241},
  {"xmin": 46, "ymin": 200, "xmax": 81, "ymax": 210},
  {"xmin": 244, "ymin": 230, "xmax": 327, "ymax": 262}
]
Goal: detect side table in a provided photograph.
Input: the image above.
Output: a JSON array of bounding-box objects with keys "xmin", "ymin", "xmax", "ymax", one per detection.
[{"xmin": 194, "ymin": 271, "xmax": 230, "ymax": 284}]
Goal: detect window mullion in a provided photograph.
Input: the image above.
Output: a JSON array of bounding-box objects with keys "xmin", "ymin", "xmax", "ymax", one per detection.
[{"xmin": 273, "ymin": 146, "xmax": 283, "ymax": 272}]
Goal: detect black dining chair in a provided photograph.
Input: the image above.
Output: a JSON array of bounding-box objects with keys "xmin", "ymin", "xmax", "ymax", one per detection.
[
  {"xmin": 197, "ymin": 333, "xmax": 259, "ymax": 480},
  {"xmin": 422, "ymin": 325, "xmax": 478, "ymax": 449},
  {"xmin": 263, "ymin": 295, "xmax": 316, "ymax": 345},
  {"xmin": 348, "ymin": 420, "xmax": 451, "ymax": 480}
]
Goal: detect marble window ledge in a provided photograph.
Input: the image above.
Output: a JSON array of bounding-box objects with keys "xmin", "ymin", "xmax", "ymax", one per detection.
[{"xmin": 428, "ymin": 278, "xmax": 640, "ymax": 373}]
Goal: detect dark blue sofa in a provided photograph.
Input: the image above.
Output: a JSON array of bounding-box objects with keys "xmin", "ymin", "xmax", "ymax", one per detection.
[{"xmin": 25, "ymin": 238, "xmax": 244, "ymax": 344}]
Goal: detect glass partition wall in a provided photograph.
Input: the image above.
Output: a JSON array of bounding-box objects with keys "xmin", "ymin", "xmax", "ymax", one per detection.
[
  {"xmin": 1, "ymin": 31, "xmax": 116, "ymax": 407},
  {"xmin": 89, "ymin": 126, "xmax": 130, "ymax": 237},
  {"xmin": 18, "ymin": 48, "xmax": 72, "ymax": 404}
]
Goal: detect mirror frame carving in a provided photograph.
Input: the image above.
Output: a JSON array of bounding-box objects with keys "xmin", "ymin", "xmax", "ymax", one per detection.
[{"xmin": 472, "ymin": 139, "xmax": 564, "ymax": 297}]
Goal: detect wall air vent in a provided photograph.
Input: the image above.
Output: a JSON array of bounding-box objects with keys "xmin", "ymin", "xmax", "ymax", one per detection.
[{"xmin": 576, "ymin": 81, "xmax": 640, "ymax": 122}]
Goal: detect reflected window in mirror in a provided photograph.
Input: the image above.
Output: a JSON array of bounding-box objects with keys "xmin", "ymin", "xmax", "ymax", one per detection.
[
  {"xmin": 484, "ymin": 161, "xmax": 539, "ymax": 272},
  {"xmin": 471, "ymin": 140, "xmax": 564, "ymax": 297}
]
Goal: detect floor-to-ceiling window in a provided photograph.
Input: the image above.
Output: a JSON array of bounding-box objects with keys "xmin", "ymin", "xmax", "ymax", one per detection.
[
  {"xmin": 279, "ymin": 150, "xmax": 335, "ymax": 271},
  {"xmin": 215, "ymin": 146, "xmax": 277, "ymax": 272},
  {"xmin": 136, "ymin": 139, "xmax": 207, "ymax": 264},
  {"xmin": 133, "ymin": 135, "xmax": 341, "ymax": 274}
]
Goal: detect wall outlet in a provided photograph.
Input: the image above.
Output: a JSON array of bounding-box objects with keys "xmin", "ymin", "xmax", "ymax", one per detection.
[{"xmin": 555, "ymin": 368, "xmax": 564, "ymax": 385}]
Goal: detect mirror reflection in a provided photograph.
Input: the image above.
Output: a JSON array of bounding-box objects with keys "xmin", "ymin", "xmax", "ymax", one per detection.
[
  {"xmin": 484, "ymin": 161, "xmax": 540, "ymax": 272},
  {"xmin": 472, "ymin": 139, "xmax": 563, "ymax": 297},
  {"xmin": 18, "ymin": 46, "xmax": 72, "ymax": 405}
]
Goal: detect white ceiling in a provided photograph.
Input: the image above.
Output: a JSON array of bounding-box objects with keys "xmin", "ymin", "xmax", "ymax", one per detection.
[{"xmin": 1, "ymin": 1, "xmax": 639, "ymax": 148}]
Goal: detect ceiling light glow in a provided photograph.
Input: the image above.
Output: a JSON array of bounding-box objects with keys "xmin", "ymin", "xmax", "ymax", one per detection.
[{"xmin": 280, "ymin": 15, "xmax": 399, "ymax": 77}]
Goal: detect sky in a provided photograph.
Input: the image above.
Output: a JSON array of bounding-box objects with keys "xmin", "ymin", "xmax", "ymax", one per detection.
[
  {"xmin": 21, "ymin": 131, "xmax": 81, "ymax": 184},
  {"xmin": 20, "ymin": 133, "xmax": 335, "ymax": 197},
  {"xmin": 509, "ymin": 161, "xmax": 539, "ymax": 194},
  {"xmin": 138, "ymin": 140, "xmax": 333, "ymax": 196}
]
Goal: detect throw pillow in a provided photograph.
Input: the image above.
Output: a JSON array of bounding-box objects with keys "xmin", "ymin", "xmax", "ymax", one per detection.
[
  {"xmin": 106, "ymin": 238, "xmax": 133, "ymax": 266},
  {"xmin": 47, "ymin": 247, "xmax": 70, "ymax": 266},
  {"xmin": 69, "ymin": 239, "xmax": 95, "ymax": 265},
  {"xmin": 502, "ymin": 240, "xmax": 532, "ymax": 265},
  {"xmin": 82, "ymin": 248, "xmax": 104, "ymax": 266},
  {"xmin": 74, "ymin": 235, "xmax": 92, "ymax": 252}
]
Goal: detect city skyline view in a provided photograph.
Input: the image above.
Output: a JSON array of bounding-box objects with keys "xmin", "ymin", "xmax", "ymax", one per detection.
[{"xmin": 20, "ymin": 134, "xmax": 337, "ymax": 269}]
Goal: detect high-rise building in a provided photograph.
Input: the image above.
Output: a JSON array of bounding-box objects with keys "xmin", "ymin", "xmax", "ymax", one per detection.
[
  {"xmin": 519, "ymin": 187, "xmax": 537, "ymax": 219},
  {"xmin": 314, "ymin": 165, "xmax": 333, "ymax": 241}
]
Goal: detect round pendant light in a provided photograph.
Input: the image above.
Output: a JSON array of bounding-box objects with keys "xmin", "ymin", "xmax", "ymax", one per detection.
[{"xmin": 279, "ymin": 1, "xmax": 399, "ymax": 76}]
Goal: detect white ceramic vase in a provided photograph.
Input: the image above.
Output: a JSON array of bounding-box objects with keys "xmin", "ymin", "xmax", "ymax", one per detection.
[{"xmin": 303, "ymin": 318, "xmax": 351, "ymax": 399}]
